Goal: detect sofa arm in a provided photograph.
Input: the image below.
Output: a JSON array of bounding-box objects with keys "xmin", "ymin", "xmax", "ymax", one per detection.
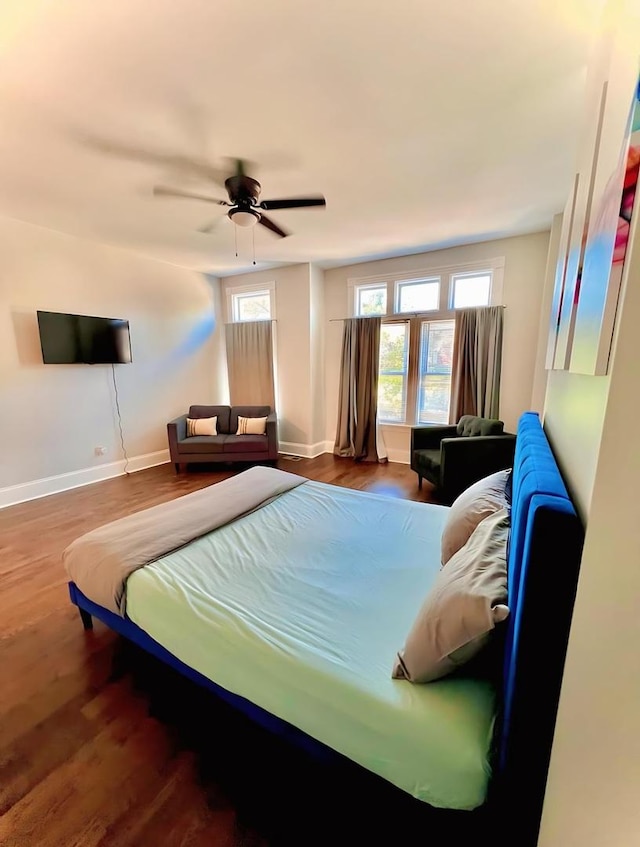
[
  {"xmin": 266, "ymin": 411, "xmax": 279, "ymax": 459},
  {"xmin": 439, "ymin": 434, "xmax": 516, "ymax": 503},
  {"xmin": 167, "ymin": 415, "xmax": 187, "ymax": 461},
  {"xmin": 411, "ymin": 424, "xmax": 458, "ymax": 452}
]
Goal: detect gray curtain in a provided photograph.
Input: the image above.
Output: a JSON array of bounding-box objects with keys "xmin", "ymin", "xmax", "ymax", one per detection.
[
  {"xmin": 225, "ymin": 320, "xmax": 275, "ymax": 407},
  {"xmin": 450, "ymin": 306, "xmax": 504, "ymax": 422},
  {"xmin": 334, "ymin": 317, "xmax": 381, "ymax": 462}
]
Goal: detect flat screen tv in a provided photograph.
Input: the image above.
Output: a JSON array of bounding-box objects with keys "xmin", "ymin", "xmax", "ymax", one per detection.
[{"xmin": 37, "ymin": 310, "xmax": 132, "ymax": 364}]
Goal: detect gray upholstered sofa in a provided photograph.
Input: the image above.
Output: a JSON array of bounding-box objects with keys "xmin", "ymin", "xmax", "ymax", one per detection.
[{"xmin": 168, "ymin": 405, "xmax": 278, "ymax": 472}]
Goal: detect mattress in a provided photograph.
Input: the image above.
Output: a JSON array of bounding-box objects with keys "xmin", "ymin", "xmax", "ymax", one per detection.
[{"xmin": 126, "ymin": 481, "xmax": 496, "ymax": 810}]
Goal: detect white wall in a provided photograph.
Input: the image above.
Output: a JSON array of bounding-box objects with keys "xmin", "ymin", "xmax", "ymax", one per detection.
[
  {"xmin": 324, "ymin": 232, "xmax": 550, "ymax": 460},
  {"xmin": 0, "ymin": 218, "xmax": 222, "ymax": 501},
  {"xmin": 543, "ymin": 371, "xmax": 610, "ymax": 519},
  {"xmin": 309, "ymin": 263, "xmax": 326, "ymax": 445},
  {"xmin": 531, "ymin": 213, "xmax": 563, "ymax": 413}
]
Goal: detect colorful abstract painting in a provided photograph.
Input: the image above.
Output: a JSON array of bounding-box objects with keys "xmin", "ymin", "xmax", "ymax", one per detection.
[{"xmin": 570, "ymin": 74, "xmax": 640, "ymax": 374}]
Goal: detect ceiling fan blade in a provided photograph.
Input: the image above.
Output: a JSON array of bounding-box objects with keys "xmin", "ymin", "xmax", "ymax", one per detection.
[
  {"xmin": 153, "ymin": 185, "xmax": 228, "ymax": 204},
  {"xmin": 81, "ymin": 136, "xmax": 231, "ymax": 185},
  {"xmin": 259, "ymin": 213, "xmax": 289, "ymax": 238},
  {"xmin": 197, "ymin": 217, "xmax": 222, "ymax": 234},
  {"xmin": 259, "ymin": 196, "xmax": 326, "ymax": 211}
]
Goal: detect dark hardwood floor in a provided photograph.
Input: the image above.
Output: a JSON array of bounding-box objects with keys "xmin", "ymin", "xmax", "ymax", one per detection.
[{"xmin": 0, "ymin": 456, "xmax": 485, "ymax": 847}]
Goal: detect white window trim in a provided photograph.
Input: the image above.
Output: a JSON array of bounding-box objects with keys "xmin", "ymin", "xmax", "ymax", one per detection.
[
  {"xmin": 225, "ymin": 279, "xmax": 276, "ymax": 323},
  {"xmin": 347, "ymin": 257, "xmax": 505, "ymax": 317}
]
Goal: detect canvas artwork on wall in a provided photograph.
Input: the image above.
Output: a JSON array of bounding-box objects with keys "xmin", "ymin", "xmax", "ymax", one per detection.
[
  {"xmin": 547, "ymin": 42, "xmax": 640, "ymax": 376},
  {"xmin": 570, "ymin": 74, "xmax": 640, "ymax": 375}
]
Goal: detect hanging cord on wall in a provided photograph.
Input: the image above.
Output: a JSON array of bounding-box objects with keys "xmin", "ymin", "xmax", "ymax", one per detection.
[{"xmin": 111, "ymin": 363, "xmax": 130, "ymax": 475}]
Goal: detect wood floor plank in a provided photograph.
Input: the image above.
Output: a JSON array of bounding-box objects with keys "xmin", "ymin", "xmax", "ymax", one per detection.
[{"xmin": 0, "ymin": 455, "xmax": 455, "ymax": 846}]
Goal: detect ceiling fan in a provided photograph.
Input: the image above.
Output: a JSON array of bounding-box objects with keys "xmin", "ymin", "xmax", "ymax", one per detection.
[{"xmin": 153, "ymin": 158, "xmax": 326, "ymax": 238}]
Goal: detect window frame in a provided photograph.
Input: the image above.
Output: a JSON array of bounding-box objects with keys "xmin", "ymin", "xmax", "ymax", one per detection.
[
  {"xmin": 348, "ymin": 258, "xmax": 504, "ymax": 426},
  {"xmin": 225, "ymin": 280, "xmax": 276, "ymax": 324},
  {"xmin": 353, "ymin": 282, "xmax": 387, "ymax": 317}
]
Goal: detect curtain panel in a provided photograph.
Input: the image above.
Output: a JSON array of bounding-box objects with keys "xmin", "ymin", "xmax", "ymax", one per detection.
[
  {"xmin": 450, "ymin": 305, "xmax": 504, "ymax": 421},
  {"xmin": 333, "ymin": 316, "xmax": 383, "ymax": 463},
  {"xmin": 225, "ymin": 320, "xmax": 276, "ymax": 408}
]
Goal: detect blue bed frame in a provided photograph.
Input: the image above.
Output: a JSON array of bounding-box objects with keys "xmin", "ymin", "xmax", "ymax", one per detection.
[{"xmin": 68, "ymin": 411, "xmax": 583, "ymax": 846}]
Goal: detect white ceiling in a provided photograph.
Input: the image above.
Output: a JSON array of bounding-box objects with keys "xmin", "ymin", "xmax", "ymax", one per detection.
[{"xmin": 0, "ymin": 0, "xmax": 604, "ymax": 274}]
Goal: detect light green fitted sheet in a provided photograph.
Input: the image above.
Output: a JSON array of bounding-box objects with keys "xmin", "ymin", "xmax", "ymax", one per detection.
[{"xmin": 126, "ymin": 481, "xmax": 496, "ymax": 810}]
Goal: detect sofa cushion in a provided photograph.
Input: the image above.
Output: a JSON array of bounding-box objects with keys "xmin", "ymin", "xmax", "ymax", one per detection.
[
  {"xmin": 413, "ymin": 449, "xmax": 441, "ymax": 477},
  {"xmin": 189, "ymin": 405, "xmax": 231, "ymax": 434},
  {"xmin": 178, "ymin": 435, "xmax": 228, "ymax": 454},
  {"xmin": 230, "ymin": 405, "xmax": 271, "ymax": 434},
  {"xmin": 222, "ymin": 434, "xmax": 269, "ymax": 454},
  {"xmin": 456, "ymin": 415, "xmax": 504, "ymax": 437}
]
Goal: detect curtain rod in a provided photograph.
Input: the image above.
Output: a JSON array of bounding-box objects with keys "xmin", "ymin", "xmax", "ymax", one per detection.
[
  {"xmin": 223, "ymin": 319, "xmax": 277, "ymax": 326},
  {"xmin": 329, "ymin": 306, "xmax": 506, "ymax": 322}
]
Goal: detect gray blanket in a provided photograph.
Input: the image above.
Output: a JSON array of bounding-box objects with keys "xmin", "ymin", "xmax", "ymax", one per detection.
[{"xmin": 63, "ymin": 465, "xmax": 306, "ymax": 616}]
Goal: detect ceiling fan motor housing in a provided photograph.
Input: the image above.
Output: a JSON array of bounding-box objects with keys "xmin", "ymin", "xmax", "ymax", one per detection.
[{"xmin": 225, "ymin": 174, "xmax": 261, "ymax": 205}]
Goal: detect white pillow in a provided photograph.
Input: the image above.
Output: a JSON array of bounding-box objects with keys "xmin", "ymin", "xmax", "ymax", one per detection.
[
  {"xmin": 393, "ymin": 508, "xmax": 510, "ymax": 683},
  {"xmin": 441, "ymin": 469, "xmax": 511, "ymax": 566},
  {"xmin": 236, "ymin": 415, "xmax": 267, "ymax": 436},
  {"xmin": 186, "ymin": 416, "xmax": 217, "ymax": 437}
]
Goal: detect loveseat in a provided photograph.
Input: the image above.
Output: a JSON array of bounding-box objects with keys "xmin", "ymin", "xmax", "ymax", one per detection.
[{"xmin": 168, "ymin": 405, "xmax": 278, "ymax": 472}]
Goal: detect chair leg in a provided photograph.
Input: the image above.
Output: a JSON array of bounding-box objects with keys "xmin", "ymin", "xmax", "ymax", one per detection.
[{"xmin": 174, "ymin": 462, "xmax": 180, "ymax": 474}]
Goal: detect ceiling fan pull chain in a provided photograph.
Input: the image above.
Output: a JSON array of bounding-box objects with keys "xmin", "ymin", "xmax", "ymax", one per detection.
[
  {"xmin": 252, "ymin": 227, "xmax": 256, "ymax": 265},
  {"xmin": 234, "ymin": 224, "xmax": 238, "ymax": 258}
]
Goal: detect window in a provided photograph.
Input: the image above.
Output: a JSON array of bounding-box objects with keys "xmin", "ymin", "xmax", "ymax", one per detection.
[
  {"xmin": 351, "ymin": 260, "xmax": 500, "ymax": 425},
  {"xmin": 232, "ymin": 290, "xmax": 272, "ymax": 322},
  {"xmin": 378, "ymin": 323, "xmax": 409, "ymax": 422},
  {"xmin": 451, "ymin": 272, "xmax": 492, "ymax": 309},
  {"xmin": 356, "ymin": 284, "xmax": 386, "ymax": 316},
  {"xmin": 396, "ymin": 278, "xmax": 439, "ymax": 313},
  {"xmin": 417, "ymin": 320, "xmax": 455, "ymax": 424}
]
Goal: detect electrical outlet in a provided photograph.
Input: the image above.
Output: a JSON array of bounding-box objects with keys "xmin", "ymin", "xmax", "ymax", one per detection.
[{"xmin": 95, "ymin": 446, "xmax": 107, "ymax": 456}]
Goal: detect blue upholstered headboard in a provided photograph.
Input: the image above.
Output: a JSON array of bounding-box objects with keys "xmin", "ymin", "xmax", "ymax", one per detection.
[{"xmin": 496, "ymin": 412, "xmax": 584, "ymax": 845}]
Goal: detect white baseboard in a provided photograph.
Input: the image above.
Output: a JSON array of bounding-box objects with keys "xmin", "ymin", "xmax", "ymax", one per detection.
[
  {"xmin": 278, "ymin": 440, "xmax": 330, "ymax": 459},
  {"xmin": 282, "ymin": 438, "xmax": 409, "ymax": 465},
  {"xmin": 385, "ymin": 448, "xmax": 410, "ymax": 465},
  {"xmin": 0, "ymin": 449, "xmax": 170, "ymax": 510}
]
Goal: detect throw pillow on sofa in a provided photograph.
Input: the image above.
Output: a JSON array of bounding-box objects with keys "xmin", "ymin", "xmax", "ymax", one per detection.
[
  {"xmin": 186, "ymin": 416, "xmax": 218, "ymax": 437},
  {"xmin": 236, "ymin": 415, "xmax": 267, "ymax": 435}
]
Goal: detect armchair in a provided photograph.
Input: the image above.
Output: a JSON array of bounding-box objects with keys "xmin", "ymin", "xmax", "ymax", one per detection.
[{"xmin": 411, "ymin": 415, "xmax": 516, "ymax": 504}]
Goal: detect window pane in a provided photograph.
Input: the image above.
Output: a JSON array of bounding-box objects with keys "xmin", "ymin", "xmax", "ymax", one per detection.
[
  {"xmin": 357, "ymin": 285, "xmax": 386, "ymax": 316},
  {"xmin": 235, "ymin": 292, "xmax": 271, "ymax": 321},
  {"xmin": 378, "ymin": 322, "xmax": 408, "ymax": 422},
  {"xmin": 397, "ymin": 279, "xmax": 439, "ymax": 313},
  {"xmin": 451, "ymin": 273, "xmax": 492, "ymax": 308},
  {"xmin": 417, "ymin": 320, "xmax": 454, "ymax": 424}
]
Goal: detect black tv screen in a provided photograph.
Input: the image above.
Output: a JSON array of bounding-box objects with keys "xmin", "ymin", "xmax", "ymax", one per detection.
[{"xmin": 37, "ymin": 311, "xmax": 132, "ymax": 364}]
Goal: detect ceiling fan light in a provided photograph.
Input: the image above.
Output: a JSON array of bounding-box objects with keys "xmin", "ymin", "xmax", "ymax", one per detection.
[{"xmin": 229, "ymin": 209, "xmax": 259, "ymax": 228}]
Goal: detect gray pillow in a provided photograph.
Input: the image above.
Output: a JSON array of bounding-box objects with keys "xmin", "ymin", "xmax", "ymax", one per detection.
[
  {"xmin": 441, "ymin": 469, "xmax": 511, "ymax": 566},
  {"xmin": 393, "ymin": 508, "xmax": 510, "ymax": 683}
]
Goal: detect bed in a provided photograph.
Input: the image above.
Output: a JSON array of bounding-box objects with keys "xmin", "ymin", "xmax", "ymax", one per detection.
[{"xmin": 66, "ymin": 412, "xmax": 583, "ymax": 845}]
